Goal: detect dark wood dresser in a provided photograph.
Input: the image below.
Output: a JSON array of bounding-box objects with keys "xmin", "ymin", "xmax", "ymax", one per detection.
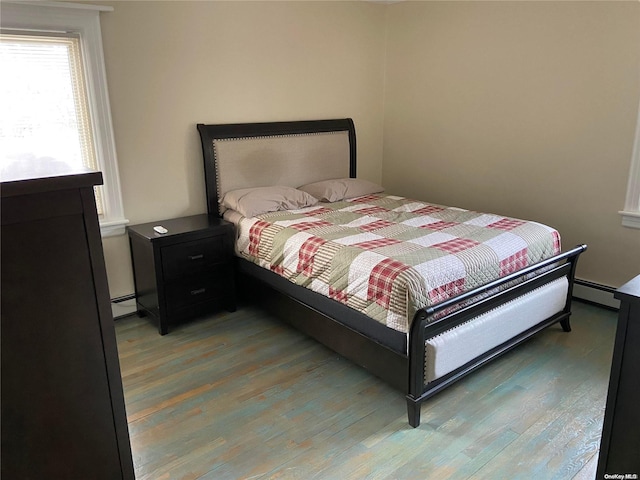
[
  {"xmin": 1, "ymin": 163, "xmax": 135, "ymax": 479},
  {"xmin": 597, "ymin": 274, "xmax": 640, "ymax": 478}
]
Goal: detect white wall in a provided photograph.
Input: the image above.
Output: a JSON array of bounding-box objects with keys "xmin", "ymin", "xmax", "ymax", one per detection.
[
  {"xmin": 383, "ymin": 1, "xmax": 640, "ymax": 287},
  {"xmin": 97, "ymin": 1, "xmax": 640, "ymax": 297},
  {"xmin": 96, "ymin": 1, "xmax": 387, "ymax": 297}
]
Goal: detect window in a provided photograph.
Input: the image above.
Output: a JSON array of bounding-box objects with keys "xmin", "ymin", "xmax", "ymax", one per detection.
[
  {"xmin": 620, "ymin": 97, "xmax": 640, "ymax": 229},
  {"xmin": 0, "ymin": 32, "xmax": 106, "ymax": 213},
  {"xmin": 0, "ymin": 1, "xmax": 127, "ymax": 236}
]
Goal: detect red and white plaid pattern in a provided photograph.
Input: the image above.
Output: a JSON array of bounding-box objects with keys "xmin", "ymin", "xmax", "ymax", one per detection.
[
  {"xmin": 359, "ymin": 219, "xmax": 394, "ymax": 232},
  {"xmin": 432, "ymin": 238, "xmax": 480, "ymax": 254},
  {"xmin": 354, "ymin": 238, "xmax": 401, "ymax": 251},
  {"xmin": 488, "ymin": 218, "xmax": 526, "ymax": 231},
  {"xmin": 552, "ymin": 231, "xmax": 561, "ymax": 253},
  {"xmin": 367, "ymin": 258, "xmax": 410, "ymax": 308},
  {"xmin": 271, "ymin": 264, "xmax": 286, "ymax": 276},
  {"xmin": 413, "ymin": 205, "xmax": 445, "ymax": 215},
  {"xmin": 330, "ymin": 286, "xmax": 349, "ymax": 303},
  {"xmin": 290, "ymin": 220, "xmax": 332, "ymax": 232},
  {"xmin": 428, "ymin": 278, "xmax": 466, "ymax": 304},
  {"xmin": 297, "ymin": 236, "xmax": 327, "ymax": 275},
  {"xmin": 248, "ymin": 220, "xmax": 271, "ymax": 256},
  {"xmin": 499, "ymin": 248, "xmax": 529, "ymax": 276}
]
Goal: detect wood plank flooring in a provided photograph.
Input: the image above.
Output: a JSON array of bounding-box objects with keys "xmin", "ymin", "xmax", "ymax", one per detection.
[{"xmin": 115, "ymin": 301, "xmax": 617, "ymax": 479}]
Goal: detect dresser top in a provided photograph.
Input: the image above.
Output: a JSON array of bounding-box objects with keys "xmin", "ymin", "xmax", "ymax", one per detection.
[
  {"xmin": 1, "ymin": 160, "xmax": 102, "ymax": 198},
  {"xmin": 616, "ymin": 274, "xmax": 640, "ymax": 304}
]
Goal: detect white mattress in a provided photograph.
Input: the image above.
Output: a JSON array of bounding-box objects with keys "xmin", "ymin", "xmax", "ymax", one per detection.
[{"xmin": 424, "ymin": 277, "xmax": 569, "ymax": 383}]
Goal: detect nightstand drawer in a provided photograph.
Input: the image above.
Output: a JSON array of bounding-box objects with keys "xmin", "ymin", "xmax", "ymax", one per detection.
[
  {"xmin": 164, "ymin": 275, "xmax": 227, "ymax": 313},
  {"xmin": 161, "ymin": 236, "xmax": 228, "ymax": 280}
]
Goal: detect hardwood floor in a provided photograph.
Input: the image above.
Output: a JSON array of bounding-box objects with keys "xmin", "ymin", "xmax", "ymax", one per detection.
[{"xmin": 115, "ymin": 301, "xmax": 616, "ymax": 479}]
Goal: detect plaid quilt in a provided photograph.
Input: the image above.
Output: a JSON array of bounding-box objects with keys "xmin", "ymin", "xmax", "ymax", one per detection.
[{"xmin": 234, "ymin": 194, "xmax": 561, "ymax": 334}]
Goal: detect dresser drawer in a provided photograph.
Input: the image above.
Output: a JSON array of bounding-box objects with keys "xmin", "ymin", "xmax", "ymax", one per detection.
[
  {"xmin": 164, "ymin": 274, "xmax": 228, "ymax": 313},
  {"xmin": 161, "ymin": 236, "xmax": 229, "ymax": 280}
]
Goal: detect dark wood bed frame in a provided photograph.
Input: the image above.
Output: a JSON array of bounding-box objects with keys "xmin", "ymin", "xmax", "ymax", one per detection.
[{"xmin": 197, "ymin": 118, "xmax": 587, "ymax": 428}]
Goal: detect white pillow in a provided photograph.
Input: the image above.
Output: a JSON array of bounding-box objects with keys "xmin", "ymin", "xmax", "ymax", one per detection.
[
  {"xmin": 298, "ymin": 178, "xmax": 384, "ymax": 202},
  {"xmin": 221, "ymin": 186, "xmax": 318, "ymax": 218}
]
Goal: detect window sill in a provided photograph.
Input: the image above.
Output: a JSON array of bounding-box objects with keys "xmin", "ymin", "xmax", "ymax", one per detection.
[
  {"xmin": 100, "ymin": 218, "xmax": 129, "ymax": 237},
  {"xmin": 620, "ymin": 210, "xmax": 640, "ymax": 229}
]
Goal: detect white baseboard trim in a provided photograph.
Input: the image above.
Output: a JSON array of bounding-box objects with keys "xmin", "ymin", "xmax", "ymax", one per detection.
[
  {"xmin": 573, "ymin": 280, "xmax": 619, "ymax": 310},
  {"xmin": 111, "ymin": 295, "xmax": 137, "ymax": 320},
  {"xmin": 109, "ymin": 282, "xmax": 618, "ymax": 320}
]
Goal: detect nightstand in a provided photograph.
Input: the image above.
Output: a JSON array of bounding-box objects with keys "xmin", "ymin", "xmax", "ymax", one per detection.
[{"xmin": 127, "ymin": 214, "xmax": 235, "ymax": 335}]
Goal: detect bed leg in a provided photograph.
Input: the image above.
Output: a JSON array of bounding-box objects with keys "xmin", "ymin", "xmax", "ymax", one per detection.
[
  {"xmin": 406, "ymin": 397, "xmax": 421, "ymax": 428},
  {"xmin": 560, "ymin": 316, "xmax": 571, "ymax": 332}
]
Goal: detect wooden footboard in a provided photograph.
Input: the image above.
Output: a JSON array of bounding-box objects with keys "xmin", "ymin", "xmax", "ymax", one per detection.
[
  {"xmin": 237, "ymin": 244, "xmax": 586, "ymax": 428},
  {"xmin": 406, "ymin": 244, "xmax": 587, "ymax": 427}
]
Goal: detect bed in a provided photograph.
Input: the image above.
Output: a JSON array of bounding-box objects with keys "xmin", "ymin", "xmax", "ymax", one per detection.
[{"xmin": 197, "ymin": 118, "xmax": 586, "ymax": 428}]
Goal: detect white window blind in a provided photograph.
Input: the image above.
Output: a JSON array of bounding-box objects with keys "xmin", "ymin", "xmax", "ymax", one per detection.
[{"xmin": 0, "ymin": 31, "xmax": 104, "ymax": 214}]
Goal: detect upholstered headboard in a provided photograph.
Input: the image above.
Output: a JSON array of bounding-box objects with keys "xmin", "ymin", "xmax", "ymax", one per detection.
[{"xmin": 197, "ymin": 119, "xmax": 356, "ymax": 216}]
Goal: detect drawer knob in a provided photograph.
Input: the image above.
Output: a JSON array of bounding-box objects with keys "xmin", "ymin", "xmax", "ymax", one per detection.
[
  {"xmin": 190, "ymin": 288, "xmax": 206, "ymax": 296},
  {"xmin": 188, "ymin": 254, "xmax": 204, "ymax": 261}
]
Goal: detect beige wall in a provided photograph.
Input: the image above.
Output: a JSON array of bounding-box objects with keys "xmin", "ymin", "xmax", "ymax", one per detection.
[
  {"xmin": 383, "ymin": 1, "xmax": 640, "ymax": 288},
  {"xmin": 97, "ymin": 0, "xmax": 640, "ymax": 298},
  {"xmin": 96, "ymin": 1, "xmax": 387, "ymax": 297}
]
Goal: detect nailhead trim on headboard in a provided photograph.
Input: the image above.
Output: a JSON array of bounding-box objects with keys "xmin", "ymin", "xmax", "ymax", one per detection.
[{"xmin": 212, "ymin": 130, "xmax": 351, "ymax": 215}]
